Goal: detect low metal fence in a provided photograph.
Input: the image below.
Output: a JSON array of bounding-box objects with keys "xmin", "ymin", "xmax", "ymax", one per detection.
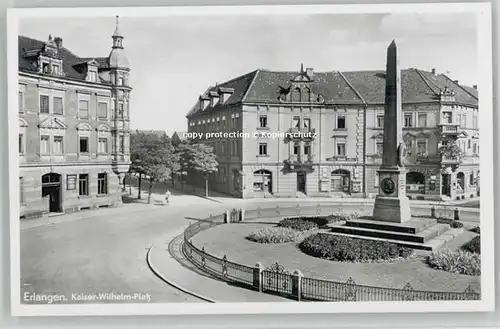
[{"xmin": 181, "ymin": 208, "xmax": 481, "ymax": 302}]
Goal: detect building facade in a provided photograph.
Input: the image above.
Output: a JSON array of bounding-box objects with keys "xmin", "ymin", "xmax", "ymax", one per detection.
[
  {"xmin": 19, "ymin": 17, "xmax": 132, "ymax": 218},
  {"xmin": 186, "ymin": 66, "xmax": 479, "ymax": 201}
]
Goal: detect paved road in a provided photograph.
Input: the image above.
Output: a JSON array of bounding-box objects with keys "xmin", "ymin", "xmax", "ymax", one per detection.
[{"xmin": 20, "ymin": 200, "xmax": 226, "ymax": 304}]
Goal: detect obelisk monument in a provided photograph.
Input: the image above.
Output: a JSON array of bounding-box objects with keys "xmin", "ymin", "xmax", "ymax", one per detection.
[{"xmin": 372, "ymin": 40, "xmax": 411, "ymax": 223}]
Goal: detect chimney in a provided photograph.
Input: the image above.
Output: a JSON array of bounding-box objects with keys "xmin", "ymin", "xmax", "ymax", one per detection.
[
  {"xmin": 306, "ymin": 68, "xmax": 314, "ymax": 79},
  {"xmin": 431, "ymin": 68, "xmax": 436, "ymax": 75},
  {"xmin": 473, "ymin": 85, "xmax": 478, "ymax": 90},
  {"xmin": 54, "ymin": 37, "xmax": 63, "ymax": 48}
]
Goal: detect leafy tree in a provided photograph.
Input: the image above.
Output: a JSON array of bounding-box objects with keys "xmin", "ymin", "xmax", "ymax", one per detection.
[
  {"xmin": 174, "ymin": 141, "xmax": 192, "ymax": 189},
  {"xmin": 184, "ymin": 142, "xmax": 218, "ymax": 197},
  {"xmin": 438, "ymin": 141, "xmax": 463, "ymax": 160},
  {"xmin": 130, "ymin": 132, "xmax": 175, "ymax": 203}
]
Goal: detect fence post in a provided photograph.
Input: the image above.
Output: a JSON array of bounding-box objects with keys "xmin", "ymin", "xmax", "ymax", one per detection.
[
  {"xmin": 454, "ymin": 208, "xmax": 460, "ymax": 221},
  {"xmin": 431, "ymin": 206, "xmax": 436, "ymax": 218},
  {"xmin": 239, "ymin": 208, "xmax": 245, "ymax": 222},
  {"xmin": 292, "ymin": 269, "xmax": 303, "ymax": 301},
  {"xmin": 253, "ymin": 262, "xmax": 264, "ymax": 292},
  {"xmin": 224, "ymin": 210, "xmax": 230, "ymax": 224}
]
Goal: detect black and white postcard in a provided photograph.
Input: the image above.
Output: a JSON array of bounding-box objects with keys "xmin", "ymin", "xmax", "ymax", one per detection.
[{"xmin": 7, "ymin": 2, "xmax": 494, "ymax": 317}]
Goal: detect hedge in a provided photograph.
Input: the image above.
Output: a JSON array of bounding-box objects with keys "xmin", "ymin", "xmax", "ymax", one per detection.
[
  {"xmin": 462, "ymin": 236, "xmax": 480, "ymax": 254},
  {"xmin": 299, "ymin": 233, "xmax": 413, "ymax": 262}
]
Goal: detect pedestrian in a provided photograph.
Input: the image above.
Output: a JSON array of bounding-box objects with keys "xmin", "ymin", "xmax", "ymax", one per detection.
[{"xmin": 165, "ymin": 190, "xmax": 171, "ymax": 206}]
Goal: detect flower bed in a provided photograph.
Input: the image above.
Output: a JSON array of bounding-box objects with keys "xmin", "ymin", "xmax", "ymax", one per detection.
[
  {"xmin": 462, "ymin": 236, "xmax": 480, "ymax": 254},
  {"xmin": 278, "ymin": 218, "xmax": 319, "ymax": 231},
  {"xmin": 427, "ymin": 249, "xmax": 481, "ymax": 276},
  {"xmin": 299, "ymin": 233, "xmax": 413, "ymax": 263},
  {"xmin": 246, "ymin": 227, "xmax": 306, "ymax": 244}
]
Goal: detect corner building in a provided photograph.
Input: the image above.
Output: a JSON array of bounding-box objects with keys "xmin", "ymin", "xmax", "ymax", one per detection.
[
  {"xmin": 186, "ymin": 66, "xmax": 479, "ymax": 200},
  {"xmin": 19, "ymin": 17, "xmax": 131, "ymax": 218}
]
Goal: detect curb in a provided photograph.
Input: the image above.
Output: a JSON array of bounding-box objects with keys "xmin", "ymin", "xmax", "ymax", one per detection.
[{"xmin": 146, "ymin": 243, "xmax": 216, "ymax": 303}]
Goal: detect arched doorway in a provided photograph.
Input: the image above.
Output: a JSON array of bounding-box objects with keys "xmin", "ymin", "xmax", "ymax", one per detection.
[
  {"xmin": 253, "ymin": 169, "xmax": 272, "ymax": 194},
  {"xmin": 406, "ymin": 172, "xmax": 425, "ymax": 194},
  {"xmin": 41, "ymin": 173, "xmax": 62, "ymax": 213},
  {"xmin": 331, "ymin": 169, "xmax": 350, "ymax": 193}
]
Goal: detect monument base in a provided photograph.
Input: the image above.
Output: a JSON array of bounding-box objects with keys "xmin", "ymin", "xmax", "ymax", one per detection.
[{"xmin": 372, "ymin": 195, "xmax": 411, "ymax": 223}]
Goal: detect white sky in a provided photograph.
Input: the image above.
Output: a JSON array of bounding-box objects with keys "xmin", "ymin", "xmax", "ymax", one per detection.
[{"xmin": 19, "ymin": 12, "xmax": 478, "ymax": 135}]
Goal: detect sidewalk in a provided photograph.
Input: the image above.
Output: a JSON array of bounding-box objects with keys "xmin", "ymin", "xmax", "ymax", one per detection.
[{"xmin": 147, "ymin": 228, "xmax": 292, "ymax": 303}]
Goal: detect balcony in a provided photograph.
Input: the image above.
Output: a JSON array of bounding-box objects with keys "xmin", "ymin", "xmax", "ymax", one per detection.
[
  {"xmin": 439, "ymin": 123, "xmax": 460, "ymax": 136},
  {"xmin": 441, "ymin": 155, "xmax": 461, "ymax": 165},
  {"xmin": 283, "ymin": 154, "xmax": 315, "ymax": 171},
  {"xmin": 285, "ymin": 127, "xmax": 316, "ymax": 141}
]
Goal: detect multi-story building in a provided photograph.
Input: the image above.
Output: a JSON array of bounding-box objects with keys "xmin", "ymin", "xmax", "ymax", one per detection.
[
  {"xmin": 18, "ymin": 17, "xmax": 132, "ymax": 218},
  {"xmin": 186, "ymin": 66, "xmax": 479, "ymax": 201}
]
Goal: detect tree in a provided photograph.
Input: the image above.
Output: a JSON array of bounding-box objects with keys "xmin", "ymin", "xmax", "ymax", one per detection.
[
  {"xmin": 438, "ymin": 141, "xmax": 463, "ymax": 159},
  {"xmin": 175, "ymin": 141, "xmax": 192, "ymax": 189},
  {"xmin": 184, "ymin": 142, "xmax": 218, "ymax": 197},
  {"xmin": 130, "ymin": 132, "xmax": 176, "ymax": 203}
]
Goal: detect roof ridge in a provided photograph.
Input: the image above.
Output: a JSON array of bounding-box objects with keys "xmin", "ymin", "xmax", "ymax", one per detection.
[
  {"xmin": 241, "ymin": 69, "xmax": 260, "ymax": 103},
  {"xmin": 443, "ymin": 74, "xmax": 478, "ymax": 100},
  {"xmin": 336, "ymin": 70, "xmax": 366, "ymax": 104},
  {"xmin": 414, "ymin": 69, "xmax": 440, "ymax": 96}
]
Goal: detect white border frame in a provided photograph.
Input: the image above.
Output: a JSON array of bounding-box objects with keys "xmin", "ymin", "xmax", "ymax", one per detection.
[{"xmin": 7, "ymin": 2, "xmax": 494, "ymax": 317}]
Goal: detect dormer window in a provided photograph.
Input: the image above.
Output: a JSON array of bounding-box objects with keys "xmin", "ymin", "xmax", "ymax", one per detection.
[
  {"xmin": 42, "ymin": 62, "xmax": 49, "ymax": 74},
  {"xmin": 88, "ymin": 70, "xmax": 98, "ymax": 82},
  {"xmin": 52, "ymin": 64, "xmax": 60, "ymax": 75}
]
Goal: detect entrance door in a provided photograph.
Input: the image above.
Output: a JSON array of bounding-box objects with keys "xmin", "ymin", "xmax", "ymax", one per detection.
[
  {"xmin": 42, "ymin": 173, "xmax": 62, "ymax": 213},
  {"xmin": 297, "ymin": 172, "xmax": 306, "ymax": 193},
  {"xmin": 441, "ymin": 174, "xmax": 451, "ymax": 197}
]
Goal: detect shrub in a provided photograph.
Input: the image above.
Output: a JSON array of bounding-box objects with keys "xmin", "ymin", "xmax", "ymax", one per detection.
[
  {"xmin": 470, "ymin": 226, "xmax": 480, "ymax": 234},
  {"xmin": 462, "ymin": 236, "xmax": 480, "ymax": 254},
  {"xmin": 437, "ymin": 218, "xmax": 464, "ymax": 229},
  {"xmin": 299, "ymin": 233, "xmax": 413, "ymax": 262},
  {"xmin": 427, "ymin": 249, "xmax": 480, "ymax": 276},
  {"xmin": 246, "ymin": 227, "xmax": 306, "ymax": 244},
  {"xmin": 278, "ymin": 218, "xmax": 318, "ymax": 231},
  {"xmin": 327, "ymin": 212, "xmax": 361, "ymax": 223}
]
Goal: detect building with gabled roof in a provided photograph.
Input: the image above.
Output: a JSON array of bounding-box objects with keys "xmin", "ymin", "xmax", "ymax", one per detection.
[
  {"xmin": 18, "ymin": 16, "xmax": 132, "ymax": 219},
  {"xmin": 186, "ymin": 63, "xmax": 479, "ymax": 200}
]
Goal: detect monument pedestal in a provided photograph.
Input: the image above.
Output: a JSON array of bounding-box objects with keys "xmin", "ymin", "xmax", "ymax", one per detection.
[{"xmin": 372, "ymin": 167, "xmax": 411, "ymax": 223}]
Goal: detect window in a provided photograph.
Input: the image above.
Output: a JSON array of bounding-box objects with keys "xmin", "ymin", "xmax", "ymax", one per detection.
[
  {"xmin": 460, "ymin": 114, "xmax": 467, "ymax": 128},
  {"xmin": 119, "ymin": 135, "xmax": 125, "ymax": 153},
  {"xmin": 40, "ymin": 95, "xmax": 49, "ymax": 113},
  {"xmin": 98, "ymin": 138, "xmax": 108, "ymax": 154},
  {"xmin": 336, "ymin": 141, "xmax": 346, "ymax": 156},
  {"xmin": 98, "ymin": 173, "xmax": 108, "ymax": 195},
  {"xmin": 473, "ymin": 143, "xmax": 477, "ymax": 154},
  {"xmin": 18, "ymin": 92, "xmax": 23, "ymax": 112},
  {"xmin": 470, "ymin": 173, "xmax": 474, "ymax": 186},
  {"xmin": 79, "ymin": 100, "xmax": 89, "ymax": 118},
  {"xmin": 259, "ymin": 143, "xmax": 268, "ymax": 156},
  {"xmin": 118, "ymin": 103, "xmax": 124, "ymax": 119},
  {"xmin": 292, "ymin": 87, "xmax": 301, "ymax": 102},
  {"xmin": 417, "ymin": 140, "xmax": 427, "ymax": 155},
  {"xmin": 304, "ymin": 143, "xmax": 311, "ymax": 155},
  {"xmin": 19, "ymin": 177, "xmax": 24, "ymax": 204},
  {"xmin": 374, "ymin": 172, "xmax": 379, "ymax": 187},
  {"xmin": 293, "ymin": 116, "xmax": 300, "ymax": 129},
  {"xmin": 53, "ymin": 97, "xmax": 63, "ymax": 115},
  {"xmin": 404, "ymin": 113, "xmax": 413, "ymax": 127},
  {"xmin": 303, "ymin": 118, "xmax": 311, "ymax": 129},
  {"xmin": 78, "ymin": 174, "xmax": 89, "ymax": 196},
  {"xmin": 118, "ymin": 77, "xmax": 123, "ymax": 86},
  {"xmin": 53, "ymin": 136, "xmax": 64, "ymax": 153},
  {"xmin": 98, "ymin": 102, "xmax": 108, "ymax": 119},
  {"xmin": 377, "ymin": 115, "xmax": 384, "ymax": 128},
  {"xmin": 259, "ymin": 115, "xmax": 267, "ymax": 128},
  {"xmin": 376, "ymin": 140, "xmax": 383, "ymax": 155},
  {"xmin": 19, "ymin": 134, "xmax": 24, "ymax": 153},
  {"xmin": 468, "ymin": 139, "xmax": 471, "ymax": 149},
  {"xmin": 293, "ymin": 143, "xmax": 300, "ymax": 155},
  {"xmin": 40, "ymin": 135, "xmax": 50, "ymax": 153},
  {"xmin": 418, "ymin": 113, "xmax": 427, "ymax": 127},
  {"xmin": 79, "ymin": 137, "xmax": 89, "ymax": 153},
  {"xmin": 89, "ymin": 70, "xmax": 97, "ymax": 82},
  {"xmin": 473, "ymin": 114, "xmax": 478, "ymax": 129},
  {"xmin": 442, "ymin": 111, "xmax": 452, "ymax": 123},
  {"xmin": 42, "ymin": 63, "xmax": 49, "ymax": 74},
  {"xmin": 52, "ymin": 64, "xmax": 60, "ymax": 75},
  {"xmin": 337, "ymin": 114, "xmax": 346, "ymax": 129}
]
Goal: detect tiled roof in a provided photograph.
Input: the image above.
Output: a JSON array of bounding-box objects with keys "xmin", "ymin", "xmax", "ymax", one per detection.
[
  {"xmin": 188, "ymin": 68, "xmax": 478, "ymax": 117},
  {"xmin": 18, "ymin": 35, "xmax": 110, "ymax": 82}
]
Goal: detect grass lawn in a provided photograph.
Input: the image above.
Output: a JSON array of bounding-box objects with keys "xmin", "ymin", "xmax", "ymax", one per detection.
[{"xmin": 192, "ymin": 220, "xmax": 480, "ymax": 294}]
